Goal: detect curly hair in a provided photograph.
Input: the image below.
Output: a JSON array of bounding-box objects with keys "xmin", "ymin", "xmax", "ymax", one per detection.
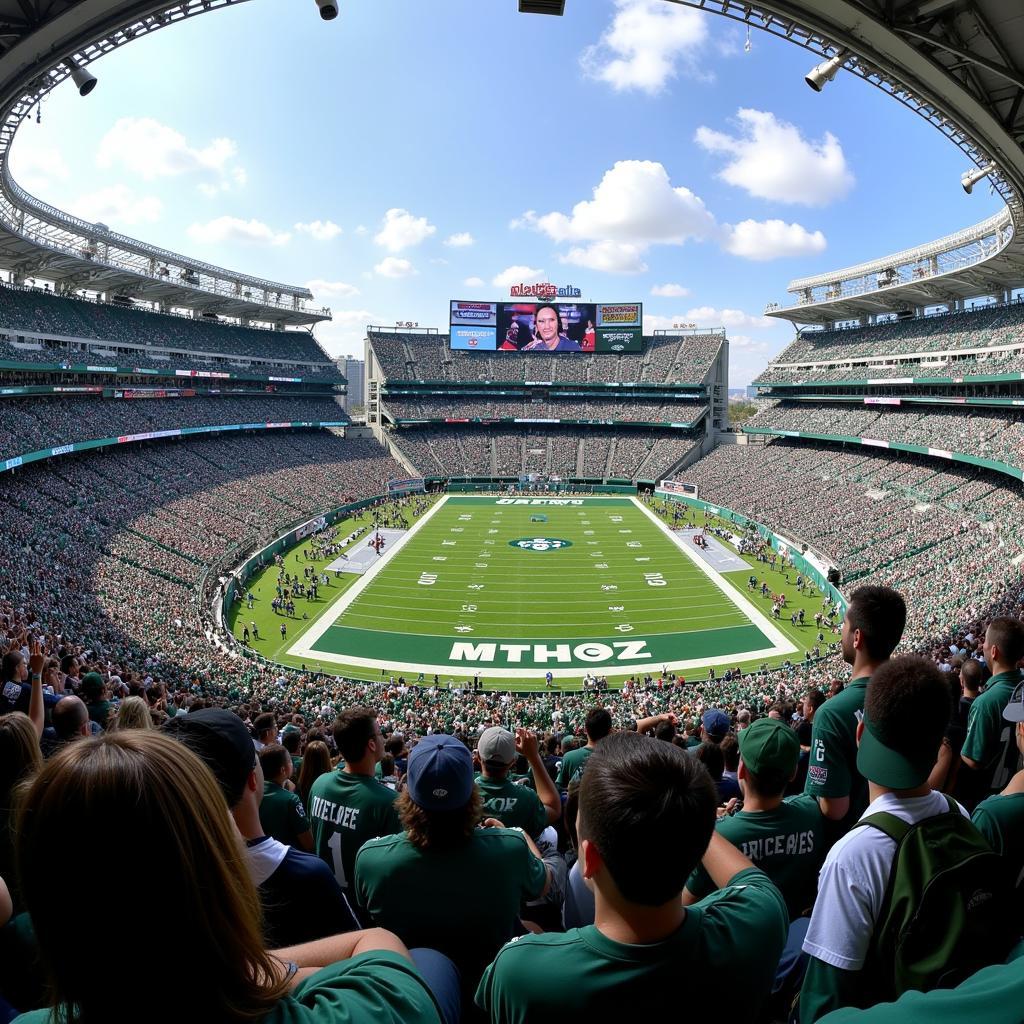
[{"xmin": 397, "ymin": 788, "xmax": 483, "ymax": 851}]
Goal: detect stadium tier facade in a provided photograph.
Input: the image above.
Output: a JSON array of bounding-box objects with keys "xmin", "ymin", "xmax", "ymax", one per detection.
[{"xmin": 365, "ymin": 322, "xmax": 729, "ymax": 488}]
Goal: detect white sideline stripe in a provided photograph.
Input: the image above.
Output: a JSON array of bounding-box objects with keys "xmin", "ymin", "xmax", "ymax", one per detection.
[
  {"xmin": 288, "ymin": 496, "xmax": 451, "ymax": 661},
  {"xmin": 288, "ymin": 494, "xmax": 798, "ymax": 679},
  {"xmin": 628, "ymin": 497, "xmax": 797, "ymax": 657}
]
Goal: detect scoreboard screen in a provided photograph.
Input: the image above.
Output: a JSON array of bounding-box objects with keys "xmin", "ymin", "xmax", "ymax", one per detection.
[{"xmin": 449, "ymin": 300, "xmax": 642, "ymax": 353}]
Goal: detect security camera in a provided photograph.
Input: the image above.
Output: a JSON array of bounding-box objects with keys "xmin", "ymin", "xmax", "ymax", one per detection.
[
  {"xmin": 67, "ymin": 61, "xmax": 97, "ymax": 97},
  {"xmin": 962, "ymin": 162, "xmax": 996, "ymax": 195},
  {"xmin": 315, "ymin": 0, "xmax": 338, "ymax": 19},
  {"xmin": 805, "ymin": 50, "xmax": 846, "ymax": 92}
]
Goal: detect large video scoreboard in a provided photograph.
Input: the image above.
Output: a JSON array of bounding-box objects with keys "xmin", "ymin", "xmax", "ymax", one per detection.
[{"xmin": 449, "ymin": 300, "xmax": 643, "ymax": 353}]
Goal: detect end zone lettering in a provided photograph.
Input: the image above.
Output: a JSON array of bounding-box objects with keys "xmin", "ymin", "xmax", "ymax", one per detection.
[
  {"xmin": 495, "ymin": 498, "xmax": 584, "ymax": 505},
  {"xmin": 450, "ymin": 640, "xmax": 650, "ymax": 665}
]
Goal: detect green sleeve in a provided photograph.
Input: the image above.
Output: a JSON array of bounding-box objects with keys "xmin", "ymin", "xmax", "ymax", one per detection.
[
  {"xmin": 279, "ymin": 951, "xmax": 442, "ymax": 1024},
  {"xmin": 528, "ymin": 791, "xmax": 548, "ymax": 838},
  {"xmin": 517, "ymin": 832, "xmax": 548, "ymax": 901},
  {"xmin": 804, "ymin": 709, "xmax": 851, "ymax": 800},
  {"xmin": 555, "ymin": 754, "xmax": 571, "ymax": 788},
  {"xmin": 970, "ymin": 802, "xmax": 1003, "ymax": 855},
  {"xmin": 685, "ymin": 862, "xmax": 715, "ymax": 903},
  {"xmin": 292, "ymin": 795, "xmax": 310, "ymax": 835},
  {"xmin": 960, "ymin": 698, "xmax": 992, "ymax": 764},
  {"xmin": 799, "ymin": 956, "xmax": 865, "ymax": 1024}
]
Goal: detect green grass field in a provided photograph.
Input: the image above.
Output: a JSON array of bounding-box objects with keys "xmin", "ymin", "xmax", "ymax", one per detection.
[{"xmin": 229, "ymin": 495, "xmax": 831, "ymax": 689}]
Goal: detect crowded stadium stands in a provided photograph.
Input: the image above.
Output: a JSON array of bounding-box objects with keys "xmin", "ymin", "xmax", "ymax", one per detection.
[
  {"xmin": 368, "ymin": 331, "xmax": 724, "ymax": 384},
  {"xmin": 389, "ymin": 426, "xmax": 700, "ymax": 480},
  {"xmin": 0, "ymin": 284, "xmax": 340, "ymax": 379},
  {"xmin": 0, "ymin": 395, "xmax": 346, "ymax": 462},
  {"xmin": 745, "ymin": 400, "xmax": 1024, "ymax": 472}
]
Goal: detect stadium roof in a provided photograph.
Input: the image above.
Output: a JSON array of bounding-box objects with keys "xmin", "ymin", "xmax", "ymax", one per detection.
[
  {"xmin": 656, "ymin": 1, "xmax": 1024, "ymax": 327},
  {"xmin": 0, "ymin": 0, "xmax": 331, "ymax": 327}
]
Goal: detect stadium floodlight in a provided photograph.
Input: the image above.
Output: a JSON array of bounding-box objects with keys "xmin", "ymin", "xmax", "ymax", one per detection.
[
  {"xmin": 961, "ymin": 162, "xmax": 996, "ymax": 195},
  {"xmin": 66, "ymin": 60, "xmax": 97, "ymax": 97},
  {"xmin": 315, "ymin": 0, "xmax": 338, "ymax": 20},
  {"xmin": 805, "ymin": 50, "xmax": 846, "ymax": 92}
]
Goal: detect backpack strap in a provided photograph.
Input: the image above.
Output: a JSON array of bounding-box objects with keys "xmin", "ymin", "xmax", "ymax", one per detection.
[{"xmin": 860, "ymin": 811, "xmax": 912, "ymax": 844}]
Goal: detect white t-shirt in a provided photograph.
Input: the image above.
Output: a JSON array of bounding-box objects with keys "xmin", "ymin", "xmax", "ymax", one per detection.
[{"xmin": 803, "ymin": 790, "xmax": 969, "ymax": 971}]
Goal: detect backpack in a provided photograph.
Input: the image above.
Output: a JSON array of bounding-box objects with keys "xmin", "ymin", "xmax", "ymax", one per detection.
[{"xmin": 861, "ymin": 795, "xmax": 1015, "ymax": 1001}]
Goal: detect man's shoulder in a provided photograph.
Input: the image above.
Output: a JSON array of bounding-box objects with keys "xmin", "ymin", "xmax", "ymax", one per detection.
[
  {"xmin": 490, "ymin": 928, "xmax": 586, "ymax": 967},
  {"xmin": 357, "ymin": 831, "xmax": 408, "ymax": 857}
]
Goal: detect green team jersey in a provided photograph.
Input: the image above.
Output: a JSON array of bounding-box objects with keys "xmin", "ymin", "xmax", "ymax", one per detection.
[
  {"xmin": 804, "ymin": 677, "xmax": 870, "ymax": 827},
  {"xmin": 259, "ymin": 781, "xmax": 310, "ymax": 848},
  {"xmin": 685, "ymin": 795, "xmax": 826, "ymax": 921},
  {"xmin": 13, "ymin": 952, "xmax": 442, "ymax": 1024},
  {"xmin": 556, "ymin": 745, "xmax": 593, "ymax": 788},
  {"xmin": 475, "ymin": 773, "xmax": 548, "ymax": 838},
  {"xmin": 355, "ymin": 827, "xmax": 547, "ymax": 983},
  {"xmin": 815, "ymin": 946, "xmax": 1024, "ymax": 1024},
  {"xmin": 475, "ymin": 867, "xmax": 787, "ymax": 1024},
  {"xmin": 308, "ymin": 769, "xmax": 400, "ymax": 893},
  {"xmin": 962, "ymin": 671, "xmax": 1021, "ymax": 793},
  {"xmin": 972, "ymin": 791, "xmax": 1024, "ymax": 909}
]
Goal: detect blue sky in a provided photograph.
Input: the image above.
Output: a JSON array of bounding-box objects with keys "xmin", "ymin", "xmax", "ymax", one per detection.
[{"xmin": 9, "ymin": 0, "xmax": 1003, "ymax": 383}]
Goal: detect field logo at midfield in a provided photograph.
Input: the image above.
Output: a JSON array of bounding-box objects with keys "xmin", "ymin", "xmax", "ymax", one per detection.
[{"xmin": 509, "ymin": 537, "xmax": 572, "ymax": 552}]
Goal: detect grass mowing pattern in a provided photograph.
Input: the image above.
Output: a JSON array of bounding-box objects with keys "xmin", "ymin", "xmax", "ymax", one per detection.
[
  {"xmin": 230, "ymin": 496, "xmax": 831, "ymax": 689},
  {"xmin": 297, "ymin": 497, "xmax": 782, "ymax": 677}
]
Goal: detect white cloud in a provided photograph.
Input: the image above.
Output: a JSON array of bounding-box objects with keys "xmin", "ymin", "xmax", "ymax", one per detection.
[
  {"xmin": 492, "ymin": 266, "xmax": 545, "ymax": 288},
  {"xmin": 96, "ymin": 117, "xmax": 245, "ymax": 194},
  {"xmin": 524, "ymin": 161, "xmax": 716, "ymax": 246},
  {"xmin": 695, "ymin": 109, "xmax": 854, "ymax": 206},
  {"xmin": 463, "ymin": 276, "xmax": 486, "ymax": 287},
  {"xmin": 8, "ymin": 131, "xmax": 70, "ymax": 195},
  {"xmin": 186, "ymin": 216, "xmax": 290, "ymax": 247},
  {"xmin": 560, "ymin": 241, "xmax": 648, "ymax": 274},
  {"xmin": 727, "ymin": 334, "xmax": 771, "ymax": 353},
  {"xmin": 684, "ymin": 306, "xmax": 778, "ymax": 330},
  {"xmin": 314, "ymin": 312, "xmax": 379, "ymax": 359},
  {"xmin": 517, "ymin": 161, "xmax": 715, "ymax": 274},
  {"xmin": 354, "ymin": 225, "xmax": 368, "ymax": 236},
  {"xmin": 374, "ymin": 208, "xmax": 436, "ymax": 252},
  {"xmin": 651, "ymin": 283, "xmax": 690, "ymax": 297},
  {"xmin": 305, "ymin": 279, "xmax": 359, "ymax": 299},
  {"xmin": 374, "ymin": 256, "xmax": 417, "ymax": 278},
  {"xmin": 723, "ymin": 219, "xmax": 827, "ymax": 261},
  {"xmin": 581, "ymin": 0, "xmax": 710, "ymax": 94},
  {"xmin": 444, "ymin": 232, "xmax": 475, "ymax": 248},
  {"xmin": 69, "ymin": 185, "xmax": 162, "ymax": 227},
  {"xmin": 295, "ymin": 220, "xmax": 342, "ymax": 242}
]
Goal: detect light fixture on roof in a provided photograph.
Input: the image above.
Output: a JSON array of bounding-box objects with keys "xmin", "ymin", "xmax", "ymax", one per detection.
[
  {"xmin": 961, "ymin": 162, "xmax": 996, "ymax": 195},
  {"xmin": 315, "ymin": 0, "xmax": 338, "ymax": 19},
  {"xmin": 805, "ymin": 49, "xmax": 847, "ymax": 92},
  {"xmin": 66, "ymin": 58, "xmax": 97, "ymax": 97}
]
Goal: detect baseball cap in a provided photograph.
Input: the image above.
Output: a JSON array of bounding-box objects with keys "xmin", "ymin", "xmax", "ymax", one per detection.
[
  {"xmin": 738, "ymin": 718, "xmax": 799, "ymax": 778},
  {"xmin": 79, "ymin": 672, "xmax": 105, "ymax": 699},
  {"xmin": 406, "ymin": 734, "xmax": 474, "ymax": 812},
  {"xmin": 702, "ymin": 709, "xmax": 731, "ymax": 740},
  {"xmin": 163, "ymin": 709, "xmax": 257, "ymax": 808},
  {"xmin": 856, "ymin": 712, "xmax": 934, "ymax": 789},
  {"xmin": 478, "ymin": 726, "xmax": 516, "ymax": 766},
  {"xmin": 1003, "ymin": 680, "xmax": 1024, "ymax": 724}
]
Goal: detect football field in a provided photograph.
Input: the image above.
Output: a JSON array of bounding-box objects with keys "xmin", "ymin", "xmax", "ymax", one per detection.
[{"xmin": 285, "ymin": 495, "xmax": 797, "ymax": 683}]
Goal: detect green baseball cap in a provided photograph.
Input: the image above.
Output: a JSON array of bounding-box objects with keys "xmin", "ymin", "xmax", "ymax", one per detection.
[
  {"xmin": 856, "ymin": 713, "xmax": 934, "ymax": 789},
  {"xmin": 738, "ymin": 718, "xmax": 799, "ymax": 778}
]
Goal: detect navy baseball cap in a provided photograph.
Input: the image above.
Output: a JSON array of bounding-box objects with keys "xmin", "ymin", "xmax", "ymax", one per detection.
[
  {"xmin": 702, "ymin": 709, "xmax": 731, "ymax": 740},
  {"xmin": 406, "ymin": 734, "xmax": 474, "ymax": 811},
  {"xmin": 163, "ymin": 709, "xmax": 256, "ymax": 808}
]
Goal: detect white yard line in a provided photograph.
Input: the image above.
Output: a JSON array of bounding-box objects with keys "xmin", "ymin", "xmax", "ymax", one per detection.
[
  {"xmin": 287, "ymin": 495, "xmax": 451, "ymax": 661},
  {"xmin": 629, "ymin": 497, "xmax": 797, "ymax": 657}
]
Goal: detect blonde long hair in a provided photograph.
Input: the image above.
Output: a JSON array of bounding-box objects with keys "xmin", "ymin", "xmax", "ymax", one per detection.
[{"xmin": 17, "ymin": 731, "xmax": 290, "ymax": 1023}]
